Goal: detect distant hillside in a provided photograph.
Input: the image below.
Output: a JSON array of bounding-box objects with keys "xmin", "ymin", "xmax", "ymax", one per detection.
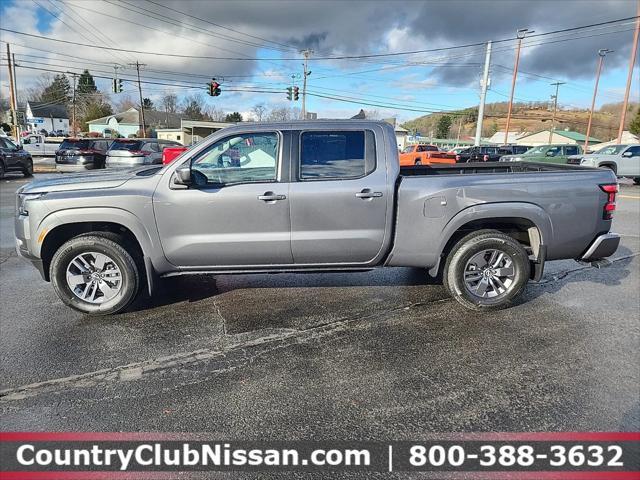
[{"xmin": 401, "ymin": 101, "xmax": 639, "ymax": 142}]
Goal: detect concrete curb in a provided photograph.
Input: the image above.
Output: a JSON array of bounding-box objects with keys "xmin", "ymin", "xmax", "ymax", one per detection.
[{"xmin": 34, "ymin": 166, "xmax": 57, "ymax": 173}]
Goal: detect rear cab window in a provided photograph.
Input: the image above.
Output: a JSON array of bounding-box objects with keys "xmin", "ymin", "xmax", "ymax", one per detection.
[{"xmin": 299, "ymin": 130, "xmax": 376, "ymax": 180}]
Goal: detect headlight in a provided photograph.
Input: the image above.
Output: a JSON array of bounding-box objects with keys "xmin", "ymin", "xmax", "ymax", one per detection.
[{"xmin": 17, "ymin": 192, "xmax": 46, "ymax": 216}]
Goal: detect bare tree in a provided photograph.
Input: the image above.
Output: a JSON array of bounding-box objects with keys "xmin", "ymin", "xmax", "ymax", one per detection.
[
  {"xmin": 205, "ymin": 104, "xmax": 225, "ymax": 122},
  {"xmin": 251, "ymin": 103, "xmax": 267, "ymax": 122},
  {"xmin": 267, "ymin": 106, "xmax": 291, "ymax": 121},
  {"xmin": 114, "ymin": 95, "xmax": 137, "ymax": 112},
  {"xmin": 162, "ymin": 93, "xmax": 178, "ymax": 114}
]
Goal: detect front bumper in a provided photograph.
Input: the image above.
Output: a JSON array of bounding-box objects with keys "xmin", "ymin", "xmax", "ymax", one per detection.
[{"xmin": 581, "ymin": 233, "xmax": 620, "ymax": 262}]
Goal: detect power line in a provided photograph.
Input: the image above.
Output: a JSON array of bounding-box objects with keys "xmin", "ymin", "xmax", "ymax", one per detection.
[{"xmin": 1, "ymin": 16, "xmax": 636, "ymax": 61}]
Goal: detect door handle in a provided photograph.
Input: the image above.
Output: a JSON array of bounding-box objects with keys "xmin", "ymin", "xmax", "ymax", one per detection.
[
  {"xmin": 258, "ymin": 192, "xmax": 286, "ymax": 202},
  {"xmin": 355, "ymin": 189, "xmax": 383, "ymax": 199}
]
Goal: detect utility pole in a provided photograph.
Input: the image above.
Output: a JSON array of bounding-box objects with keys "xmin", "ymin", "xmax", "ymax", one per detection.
[
  {"xmin": 12, "ymin": 52, "xmax": 22, "ymax": 144},
  {"xmin": 300, "ymin": 49, "xmax": 313, "ymax": 120},
  {"xmin": 548, "ymin": 82, "xmax": 565, "ymax": 144},
  {"xmin": 504, "ymin": 28, "xmax": 533, "ymax": 145},
  {"xmin": 584, "ymin": 48, "xmax": 613, "ymax": 153},
  {"xmin": 6, "ymin": 44, "xmax": 18, "ymax": 140},
  {"xmin": 455, "ymin": 117, "xmax": 463, "ymax": 146},
  {"xmin": 617, "ymin": 0, "xmax": 640, "ymax": 143},
  {"xmin": 130, "ymin": 61, "xmax": 147, "ymax": 135},
  {"xmin": 68, "ymin": 71, "xmax": 78, "ymax": 137},
  {"xmin": 474, "ymin": 41, "xmax": 492, "ymax": 146}
]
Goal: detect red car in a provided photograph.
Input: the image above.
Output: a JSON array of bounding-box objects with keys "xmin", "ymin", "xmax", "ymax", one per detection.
[{"xmin": 162, "ymin": 146, "xmax": 188, "ymax": 165}]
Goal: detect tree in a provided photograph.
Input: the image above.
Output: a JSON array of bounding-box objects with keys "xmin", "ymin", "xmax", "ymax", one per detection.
[
  {"xmin": 76, "ymin": 70, "xmax": 97, "ymax": 95},
  {"xmin": 251, "ymin": 103, "xmax": 267, "ymax": 122},
  {"xmin": 142, "ymin": 97, "xmax": 154, "ymax": 109},
  {"xmin": 162, "ymin": 93, "xmax": 178, "ymax": 114},
  {"xmin": 114, "ymin": 95, "xmax": 137, "ymax": 112},
  {"xmin": 629, "ymin": 108, "xmax": 640, "ymax": 136},
  {"xmin": 435, "ymin": 115, "xmax": 452, "ymax": 138},
  {"xmin": 81, "ymin": 100, "xmax": 113, "ymax": 131},
  {"xmin": 267, "ymin": 106, "xmax": 292, "ymax": 121},
  {"xmin": 182, "ymin": 97, "xmax": 206, "ymax": 121},
  {"xmin": 225, "ymin": 112, "xmax": 243, "ymax": 122},
  {"xmin": 40, "ymin": 74, "xmax": 71, "ymax": 104}
]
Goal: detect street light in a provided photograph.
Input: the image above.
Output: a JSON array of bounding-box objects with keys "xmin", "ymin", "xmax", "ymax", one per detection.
[
  {"xmin": 504, "ymin": 28, "xmax": 535, "ymax": 145},
  {"xmin": 584, "ymin": 48, "xmax": 613, "ymax": 153}
]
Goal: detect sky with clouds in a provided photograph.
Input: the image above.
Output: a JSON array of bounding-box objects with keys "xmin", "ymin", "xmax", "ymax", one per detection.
[{"xmin": 0, "ymin": 0, "xmax": 638, "ymax": 122}]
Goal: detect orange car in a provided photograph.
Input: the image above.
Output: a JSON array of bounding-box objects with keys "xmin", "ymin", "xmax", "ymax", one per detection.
[{"xmin": 399, "ymin": 144, "xmax": 457, "ymax": 166}]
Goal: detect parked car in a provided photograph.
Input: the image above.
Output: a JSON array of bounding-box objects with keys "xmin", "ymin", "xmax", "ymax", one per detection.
[
  {"xmin": 0, "ymin": 137, "xmax": 33, "ymax": 178},
  {"xmin": 21, "ymin": 134, "xmax": 62, "ymax": 157},
  {"xmin": 448, "ymin": 146, "xmax": 470, "ymax": 155},
  {"xmin": 567, "ymin": 144, "xmax": 640, "ymax": 184},
  {"xmin": 500, "ymin": 144, "xmax": 582, "ymax": 164},
  {"xmin": 399, "ymin": 144, "xmax": 456, "ymax": 166},
  {"xmin": 105, "ymin": 139, "xmax": 182, "ymax": 169},
  {"xmin": 55, "ymin": 138, "xmax": 113, "ymax": 173},
  {"xmin": 15, "ymin": 120, "xmax": 620, "ymax": 315},
  {"xmin": 162, "ymin": 146, "xmax": 189, "ymax": 165},
  {"xmin": 456, "ymin": 145, "xmax": 503, "ymax": 162},
  {"xmin": 497, "ymin": 145, "xmax": 533, "ymax": 156}
]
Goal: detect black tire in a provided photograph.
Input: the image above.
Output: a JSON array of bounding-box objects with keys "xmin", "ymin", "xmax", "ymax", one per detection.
[
  {"xmin": 22, "ymin": 159, "xmax": 33, "ymax": 177},
  {"xmin": 633, "ymin": 177, "xmax": 640, "ymax": 185},
  {"xmin": 50, "ymin": 234, "xmax": 140, "ymax": 315},
  {"xmin": 0, "ymin": 161, "xmax": 4, "ymax": 179},
  {"xmin": 443, "ymin": 229, "xmax": 530, "ymax": 311},
  {"xmin": 415, "ymin": 159, "xmax": 422, "ymax": 165}
]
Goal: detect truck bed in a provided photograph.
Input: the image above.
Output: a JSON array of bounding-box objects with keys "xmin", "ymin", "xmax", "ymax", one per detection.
[{"xmin": 399, "ymin": 161, "xmax": 588, "ymax": 176}]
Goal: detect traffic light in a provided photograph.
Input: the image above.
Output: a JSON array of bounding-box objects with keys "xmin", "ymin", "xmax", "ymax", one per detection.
[
  {"xmin": 112, "ymin": 78, "xmax": 123, "ymax": 93},
  {"xmin": 208, "ymin": 80, "xmax": 221, "ymax": 96},
  {"xmin": 293, "ymin": 86, "xmax": 299, "ymax": 101},
  {"xmin": 286, "ymin": 87, "xmax": 293, "ymax": 101}
]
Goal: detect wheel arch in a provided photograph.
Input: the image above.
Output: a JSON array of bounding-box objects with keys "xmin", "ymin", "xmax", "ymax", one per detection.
[
  {"xmin": 37, "ymin": 208, "xmax": 158, "ymax": 294},
  {"xmin": 598, "ymin": 162, "xmax": 617, "ymax": 174},
  {"xmin": 429, "ymin": 202, "xmax": 552, "ymax": 277}
]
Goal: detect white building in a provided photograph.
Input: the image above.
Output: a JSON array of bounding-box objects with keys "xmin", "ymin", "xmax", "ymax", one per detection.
[{"xmin": 25, "ymin": 101, "xmax": 69, "ymax": 134}]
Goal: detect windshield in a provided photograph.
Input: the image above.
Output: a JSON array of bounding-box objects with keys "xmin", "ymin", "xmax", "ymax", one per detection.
[
  {"xmin": 59, "ymin": 139, "xmax": 92, "ymax": 150},
  {"xmin": 402, "ymin": 145, "xmax": 415, "ymax": 154},
  {"xmin": 594, "ymin": 145, "xmax": 627, "ymax": 155},
  {"xmin": 110, "ymin": 141, "xmax": 143, "ymax": 151}
]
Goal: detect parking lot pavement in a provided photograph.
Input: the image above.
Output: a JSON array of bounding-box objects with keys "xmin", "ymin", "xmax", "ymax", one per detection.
[{"xmin": 0, "ymin": 174, "xmax": 638, "ymax": 437}]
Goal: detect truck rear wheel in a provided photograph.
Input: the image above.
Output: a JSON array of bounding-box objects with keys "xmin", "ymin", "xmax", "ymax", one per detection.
[
  {"xmin": 50, "ymin": 234, "xmax": 140, "ymax": 315},
  {"xmin": 443, "ymin": 230, "xmax": 530, "ymax": 311}
]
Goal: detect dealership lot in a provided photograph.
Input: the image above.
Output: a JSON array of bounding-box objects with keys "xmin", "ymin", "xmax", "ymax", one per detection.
[{"xmin": 0, "ymin": 174, "xmax": 638, "ymax": 436}]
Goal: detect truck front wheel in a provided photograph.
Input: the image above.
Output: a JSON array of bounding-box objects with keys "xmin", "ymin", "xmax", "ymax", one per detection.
[
  {"xmin": 443, "ymin": 230, "xmax": 530, "ymax": 311},
  {"xmin": 50, "ymin": 234, "xmax": 141, "ymax": 315}
]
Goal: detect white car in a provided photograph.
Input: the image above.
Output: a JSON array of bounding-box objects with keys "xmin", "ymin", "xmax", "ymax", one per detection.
[{"xmin": 568, "ymin": 144, "xmax": 640, "ymax": 184}]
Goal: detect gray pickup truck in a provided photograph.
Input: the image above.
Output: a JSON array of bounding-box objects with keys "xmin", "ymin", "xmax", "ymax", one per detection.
[{"xmin": 15, "ymin": 120, "xmax": 620, "ymax": 315}]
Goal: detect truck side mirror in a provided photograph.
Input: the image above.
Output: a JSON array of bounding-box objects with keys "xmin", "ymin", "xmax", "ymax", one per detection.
[
  {"xmin": 173, "ymin": 166, "xmax": 192, "ymax": 186},
  {"xmin": 622, "ymin": 151, "xmax": 633, "ymax": 157},
  {"xmin": 16, "ymin": 144, "xmax": 23, "ymax": 151}
]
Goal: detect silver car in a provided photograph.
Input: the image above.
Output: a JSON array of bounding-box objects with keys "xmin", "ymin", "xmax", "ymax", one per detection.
[{"xmin": 105, "ymin": 138, "xmax": 182, "ymax": 169}]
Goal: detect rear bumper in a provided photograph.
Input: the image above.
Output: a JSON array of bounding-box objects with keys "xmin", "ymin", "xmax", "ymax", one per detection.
[
  {"xmin": 581, "ymin": 233, "xmax": 620, "ymax": 261},
  {"xmin": 56, "ymin": 164, "xmax": 97, "ymax": 172}
]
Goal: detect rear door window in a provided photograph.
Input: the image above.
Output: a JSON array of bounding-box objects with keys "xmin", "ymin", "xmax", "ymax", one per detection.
[
  {"xmin": 299, "ymin": 130, "xmax": 375, "ymax": 180},
  {"xmin": 564, "ymin": 146, "xmax": 579, "ymax": 155}
]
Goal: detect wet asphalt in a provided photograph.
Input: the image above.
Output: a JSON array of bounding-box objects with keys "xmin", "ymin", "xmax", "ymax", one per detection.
[{"xmin": 0, "ymin": 173, "xmax": 638, "ymax": 449}]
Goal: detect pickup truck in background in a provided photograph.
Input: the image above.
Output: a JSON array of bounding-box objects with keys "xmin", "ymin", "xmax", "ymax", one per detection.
[
  {"xmin": 500, "ymin": 144, "xmax": 582, "ymax": 164},
  {"xmin": 399, "ymin": 144, "xmax": 456, "ymax": 166},
  {"xmin": 21, "ymin": 134, "xmax": 63, "ymax": 157},
  {"xmin": 15, "ymin": 120, "xmax": 620, "ymax": 315},
  {"xmin": 567, "ymin": 144, "xmax": 640, "ymax": 184}
]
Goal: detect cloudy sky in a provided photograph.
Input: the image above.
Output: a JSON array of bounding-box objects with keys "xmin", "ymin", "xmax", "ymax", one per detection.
[{"xmin": 0, "ymin": 0, "xmax": 638, "ymax": 121}]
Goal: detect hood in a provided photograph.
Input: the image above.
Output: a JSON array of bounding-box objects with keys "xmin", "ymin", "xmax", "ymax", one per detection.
[{"xmin": 20, "ymin": 167, "xmax": 159, "ymax": 194}]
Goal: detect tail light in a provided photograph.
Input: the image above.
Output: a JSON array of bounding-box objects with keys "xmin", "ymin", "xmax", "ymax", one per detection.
[
  {"xmin": 127, "ymin": 150, "xmax": 150, "ymax": 156},
  {"xmin": 483, "ymin": 154, "xmax": 489, "ymax": 161},
  {"xmin": 599, "ymin": 184, "xmax": 618, "ymax": 220},
  {"xmin": 455, "ymin": 155, "xmax": 461, "ymax": 162}
]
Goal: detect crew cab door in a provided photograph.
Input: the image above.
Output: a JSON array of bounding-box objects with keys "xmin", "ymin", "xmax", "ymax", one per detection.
[
  {"xmin": 288, "ymin": 129, "xmax": 388, "ymax": 264},
  {"xmin": 153, "ymin": 130, "xmax": 293, "ymax": 267},
  {"xmin": 0, "ymin": 137, "xmax": 19, "ymax": 169},
  {"xmin": 619, "ymin": 145, "xmax": 640, "ymax": 176}
]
